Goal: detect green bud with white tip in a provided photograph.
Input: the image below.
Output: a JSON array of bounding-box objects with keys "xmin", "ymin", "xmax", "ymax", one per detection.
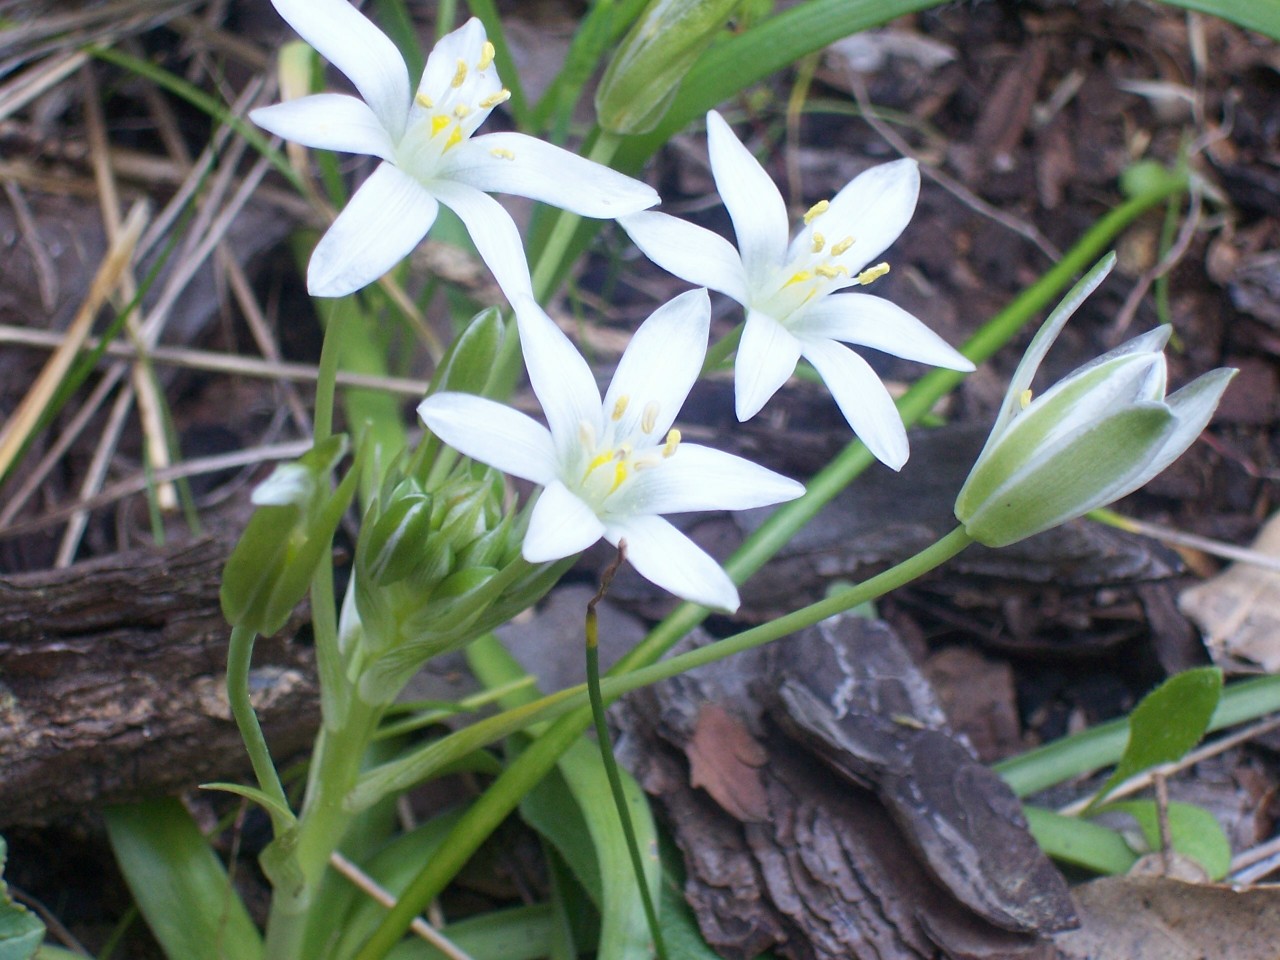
[
  {"xmin": 596, "ymin": 0, "xmax": 743, "ymax": 135},
  {"xmin": 955, "ymin": 254, "xmax": 1236, "ymax": 547}
]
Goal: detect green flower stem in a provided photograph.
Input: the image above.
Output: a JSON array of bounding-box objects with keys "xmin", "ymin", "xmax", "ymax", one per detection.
[
  {"xmin": 263, "ymin": 688, "xmax": 382, "ymax": 960},
  {"xmin": 351, "ymin": 175, "xmax": 1187, "ymax": 960},
  {"xmin": 586, "ymin": 551, "xmax": 668, "ymax": 960},
  {"xmin": 225, "ymin": 625, "xmax": 291, "ymax": 835}
]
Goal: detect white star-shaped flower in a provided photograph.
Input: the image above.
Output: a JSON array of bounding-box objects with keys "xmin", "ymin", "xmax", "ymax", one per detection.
[
  {"xmin": 418, "ymin": 289, "xmax": 805, "ymax": 611},
  {"xmin": 622, "ymin": 110, "xmax": 974, "ymax": 470},
  {"xmin": 250, "ymin": 0, "xmax": 658, "ymax": 299}
]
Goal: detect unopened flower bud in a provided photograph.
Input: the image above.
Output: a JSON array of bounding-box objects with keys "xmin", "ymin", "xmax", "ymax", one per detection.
[
  {"xmin": 596, "ymin": 0, "xmax": 743, "ymax": 134},
  {"xmin": 955, "ymin": 255, "xmax": 1235, "ymax": 547}
]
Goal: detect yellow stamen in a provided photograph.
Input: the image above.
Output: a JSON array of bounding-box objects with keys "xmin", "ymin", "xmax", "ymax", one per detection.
[
  {"xmin": 479, "ymin": 89, "xmax": 511, "ymax": 109},
  {"xmin": 610, "ymin": 462, "xmax": 629, "ymax": 494},
  {"xmin": 490, "ymin": 147, "xmax": 516, "ymax": 160},
  {"xmin": 855, "ymin": 262, "xmax": 890, "ymax": 285},
  {"xmin": 611, "ymin": 396, "xmax": 629, "ymax": 421},
  {"xmin": 479, "ymin": 41, "xmax": 496, "ymax": 70},
  {"xmin": 662, "ymin": 429, "xmax": 681, "ymax": 458},
  {"xmin": 445, "ymin": 126, "xmax": 464, "ymax": 149},
  {"xmin": 815, "ymin": 264, "xmax": 849, "ymax": 280},
  {"xmin": 452, "ymin": 59, "xmax": 468, "ymax": 88},
  {"xmin": 831, "ymin": 236, "xmax": 855, "ymax": 256},
  {"xmin": 415, "ymin": 92, "xmax": 434, "ymax": 108},
  {"xmin": 431, "ymin": 115, "xmax": 452, "ymax": 137},
  {"xmin": 640, "ymin": 401, "xmax": 659, "ymax": 434},
  {"xmin": 454, "ymin": 104, "xmax": 472, "ymax": 118},
  {"xmin": 803, "ymin": 200, "xmax": 829, "ymax": 224},
  {"xmin": 1019, "ymin": 388, "xmax": 1033, "ymax": 410},
  {"xmin": 783, "ymin": 270, "xmax": 813, "ymax": 288},
  {"xmin": 810, "ymin": 232, "xmax": 826, "ymax": 254}
]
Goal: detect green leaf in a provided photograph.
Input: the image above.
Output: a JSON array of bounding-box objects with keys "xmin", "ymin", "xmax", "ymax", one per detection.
[
  {"xmin": 199, "ymin": 782, "xmax": 298, "ymax": 829},
  {"xmin": 1023, "ymin": 805, "xmax": 1137, "ymax": 875},
  {"xmin": 0, "ymin": 837, "xmax": 44, "ymax": 960},
  {"xmin": 1095, "ymin": 667, "xmax": 1222, "ymax": 805},
  {"xmin": 1154, "ymin": 0, "xmax": 1280, "ymax": 42},
  {"xmin": 103, "ymin": 799, "xmax": 263, "ymax": 960},
  {"xmin": 1106, "ymin": 800, "xmax": 1233, "ymax": 880}
]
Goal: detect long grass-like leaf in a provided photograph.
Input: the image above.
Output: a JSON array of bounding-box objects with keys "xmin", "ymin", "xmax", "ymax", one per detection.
[
  {"xmin": 1156, "ymin": 0, "xmax": 1280, "ymax": 40},
  {"xmin": 103, "ymin": 799, "xmax": 263, "ymax": 960}
]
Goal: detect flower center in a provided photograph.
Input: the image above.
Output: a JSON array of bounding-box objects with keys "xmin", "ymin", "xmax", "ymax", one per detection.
[
  {"xmin": 396, "ymin": 40, "xmax": 512, "ymax": 178},
  {"xmin": 573, "ymin": 395, "xmax": 680, "ymax": 510},
  {"xmin": 759, "ymin": 199, "xmax": 892, "ymax": 322}
]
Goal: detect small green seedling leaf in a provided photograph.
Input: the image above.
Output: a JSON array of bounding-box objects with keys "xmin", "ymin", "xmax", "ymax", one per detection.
[
  {"xmin": 1093, "ymin": 667, "xmax": 1222, "ymax": 807},
  {"xmin": 1106, "ymin": 800, "xmax": 1233, "ymax": 880},
  {"xmin": 1023, "ymin": 805, "xmax": 1138, "ymax": 876},
  {"xmin": 0, "ymin": 837, "xmax": 45, "ymax": 960}
]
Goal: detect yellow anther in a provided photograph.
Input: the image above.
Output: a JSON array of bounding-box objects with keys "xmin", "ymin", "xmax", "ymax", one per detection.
[
  {"xmin": 783, "ymin": 270, "xmax": 813, "ymax": 288},
  {"xmin": 490, "ymin": 147, "xmax": 516, "ymax": 160},
  {"xmin": 815, "ymin": 264, "xmax": 849, "ymax": 280},
  {"xmin": 855, "ymin": 262, "xmax": 890, "ymax": 285},
  {"xmin": 1019, "ymin": 388, "xmax": 1033, "ymax": 410},
  {"xmin": 445, "ymin": 126, "xmax": 464, "ymax": 149},
  {"xmin": 578, "ymin": 422, "xmax": 596, "ymax": 447},
  {"xmin": 479, "ymin": 41, "xmax": 496, "ymax": 70},
  {"xmin": 803, "ymin": 200, "xmax": 830, "ymax": 224},
  {"xmin": 415, "ymin": 92, "xmax": 435, "ymax": 108},
  {"xmin": 452, "ymin": 59, "xmax": 468, "ymax": 88},
  {"xmin": 810, "ymin": 232, "xmax": 826, "ymax": 254},
  {"xmin": 454, "ymin": 104, "xmax": 472, "ymax": 119},
  {"xmin": 479, "ymin": 89, "xmax": 511, "ymax": 109},
  {"xmin": 831, "ymin": 236, "xmax": 855, "ymax": 256},
  {"xmin": 662, "ymin": 429, "xmax": 681, "ymax": 458},
  {"xmin": 611, "ymin": 395, "xmax": 629, "ymax": 421},
  {"xmin": 585, "ymin": 451, "xmax": 614, "ymax": 478},
  {"xmin": 640, "ymin": 401, "xmax": 659, "ymax": 434},
  {"xmin": 431, "ymin": 115, "xmax": 452, "ymax": 136},
  {"xmin": 610, "ymin": 462, "xmax": 629, "ymax": 494}
]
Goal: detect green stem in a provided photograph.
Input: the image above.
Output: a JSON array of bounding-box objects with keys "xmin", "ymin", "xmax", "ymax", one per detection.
[
  {"xmin": 352, "ymin": 169, "xmax": 1188, "ymax": 960},
  {"xmin": 262, "ymin": 690, "xmax": 382, "ymax": 960},
  {"xmin": 225, "ymin": 625, "xmax": 291, "ymax": 835},
  {"xmin": 586, "ymin": 551, "xmax": 668, "ymax": 959}
]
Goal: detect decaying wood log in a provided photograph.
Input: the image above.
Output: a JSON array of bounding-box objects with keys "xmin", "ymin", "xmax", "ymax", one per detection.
[{"xmin": 0, "ymin": 536, "xmax": 317, "ymax": 827}]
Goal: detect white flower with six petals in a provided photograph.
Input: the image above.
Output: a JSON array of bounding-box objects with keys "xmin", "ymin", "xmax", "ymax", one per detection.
[
  {"xmin": 417, "ymin": 290, "xmax": 805, "ymax": 611},
  {"xmin": 250, "ymin": 0, "xmax": 658, "ymax": 298},
  {"xmin": 622, "ymin": 110, "xmax": 974, "ymax": 470}
]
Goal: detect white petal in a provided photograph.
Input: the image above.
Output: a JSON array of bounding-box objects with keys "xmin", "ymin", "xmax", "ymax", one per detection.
[
  {"xmin": 604, "ymin": 289, "xmax": 710, "ymax": 441},
  {"xmin": 1144, "ymin": 367, "xmax": 1237, "ymax": 479},
  {"xmin": 991, "ymin": 254, "xmax": 1117, "ymax": 441},
  {"xmin": 428, "ymin": 178, "xmax": 534, "ymax": 302},
  {"xmin": 417, "ymin": 392, "xmax": 558, "ymax": 484},
  {"xmin": 801, "ymin": 339, "xmax": 909, "ymax": 470},
  {"xmin": 625, "ymin": 443, "xmax": 804, "ymax": 514},
  {"xmin": 706, "ymin": 111, "xmax": 788, "ymax": 279},
  {"xmin": 511, "ymin": 298, "xmax": 602, "ymax": 458},
  {"xmin": 819, "ymin": 158, "xmax": 919, "ymax": 272},
  {"xmin": 444, "ymin": 134, "xmax": 659, "ymax": 217},
  {"xmin": 605, "ymin": 514, "xmax": 740, "ymax": 612},
  {"xmin": 619, "ymin": 212, "xmax": 749, "ymax": 303},
  {"xmin": 799, "ymin": 294, "xmax": 973, "ymax": 371},
  {"xmin": 523, "ymin": 480, "xmax": 606, "ymax": 562},
  {"xmin": 734, "ymin": 310, "xmax": 802, "ymax": 421},
  {"xmin": 418, "ymin": 18, "xmax": 489, "ymax": 100},
  {"xmin": 270, "ymin": 0, "xmax": 409, "ymax": 140},
  {"xmin": 308, "ymin": 162, "xmax": 438, "ymax": 297},
  {"xmin": 250, "ymin": 94, "xmax": 396, "ymax": 161}
]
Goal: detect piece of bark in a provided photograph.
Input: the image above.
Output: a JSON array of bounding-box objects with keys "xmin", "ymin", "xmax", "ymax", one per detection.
[
  {"xmin": 0, "ymin": 536, "xmax": 317, "ymax": 826},
  {"xmin": 615, "ymin": 614, "xmax": 1069, "ymax": 960}
]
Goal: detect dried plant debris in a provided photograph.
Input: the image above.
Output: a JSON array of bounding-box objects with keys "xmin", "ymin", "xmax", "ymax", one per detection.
[
  {"xmin": 1179, "ymin": 510, "xmax": 1280, "ymax": 673},
  {"xmin": 615, "ymin": 614, "xmax": 1076, "ymax": 960},
  {"xmin": 1052, "ymin": 875, "xmax": 1280, "ymax": 960}
]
